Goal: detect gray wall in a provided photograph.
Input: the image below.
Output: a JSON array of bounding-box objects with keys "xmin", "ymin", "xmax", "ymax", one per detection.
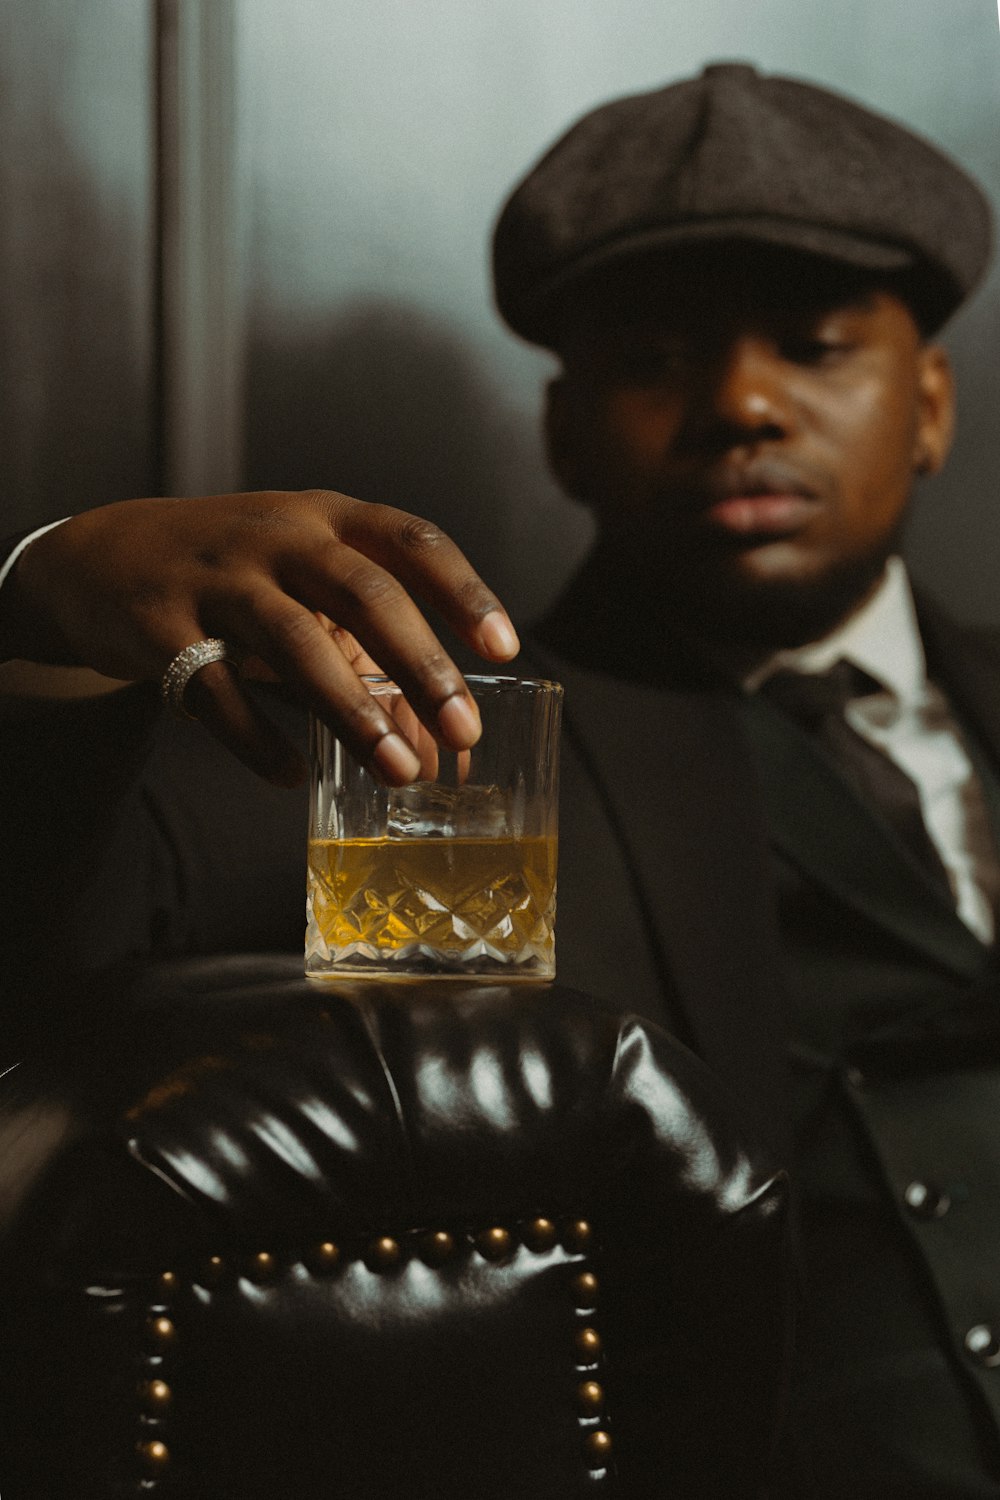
[
  {"xmin": 1, "ymin": 1, "xmax": 155, "ymax": 535},
  {"xmin": 4, "ymin": 2, "xmax": 999, "ymax": 629}
]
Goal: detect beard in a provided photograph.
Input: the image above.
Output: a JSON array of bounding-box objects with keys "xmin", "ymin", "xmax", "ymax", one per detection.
[
  {"xmin": 678, "ymin": 548, "xmax": 897, "ymax": 648},
  {"xmin": 604, "ymin": 524, "xmax": 905, "ymax": 653}
]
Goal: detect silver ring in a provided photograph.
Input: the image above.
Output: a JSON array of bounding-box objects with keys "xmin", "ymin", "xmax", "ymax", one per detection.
[{"xmin": 160, "ymin": 638, "xmax": 241, "ymax": 718}]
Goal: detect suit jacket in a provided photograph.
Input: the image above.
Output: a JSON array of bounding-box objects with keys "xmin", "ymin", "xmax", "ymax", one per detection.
[
  {"xmin": 528, "ymin": 575, "xmax": 1000, "ymax": 1497},
  {"xmin": 6, "ymin": 585, "xmax": 1000, "ymax": 1495},
  {"xmin": 531, "ymin": 601, "xmax": 1000, "ymax": 1088}
]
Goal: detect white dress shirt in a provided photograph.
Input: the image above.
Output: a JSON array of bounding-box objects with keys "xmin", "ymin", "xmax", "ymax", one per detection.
[
  {"xmin": 747, "ymin": 557, "xmax": 1000, "ymax": 944},
  {"xmin": 0, "ymin": 518, "xmax": 69, "ymax": 593}
]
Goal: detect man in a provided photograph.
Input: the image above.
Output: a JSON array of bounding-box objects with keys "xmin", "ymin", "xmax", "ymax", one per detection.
[
  {"xmin": 491, "ymin": 67, "xmax": 1000, "ymax": 1488},
  {"xmin": 1, "ymin": 62, "xmax": 998, "ymax": 1494},
  {"xmin": 492, "ymin": 64, "xmax": 1000, "ymax": 1497}
]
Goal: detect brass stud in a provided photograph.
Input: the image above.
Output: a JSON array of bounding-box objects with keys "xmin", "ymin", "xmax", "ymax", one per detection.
[
  {"xmin": 157, "ymin": 1270, "xmax": 178, "ymax": 1296},
  {"xmin": 576, "ymin": 1380, "xmax": 604, "ymax": 1415},
  {"xmin": 419, "ymin": 1230, "xmax": 456, "ymax": 1267},
  {"xmin": 575, "ymin": 1326, "xmax": 601, "ymax": 1361},
  {"xmin": 304, "ymin": 1240, "xmax": 341, "ymax": 1275},
  {"xmin": 522, "ymin": 1217, "xmax": 558, "ymax": 1252},
  {"xmin": 145, "ymin": 1315, "xmax": 177, "ymax": 1349},
  {"xmin": 475, "ymin": 1227, "xmax": 514, "ymax": 1262},
  {"xmin": 247, "ymin": 1251, "xmax": 278, "ymax": 1283},
  {"xmin": 199, "ymin": 1255, "xmax": 226, "ymax": 1287},
  {"xmin": 572, "ymin": 1270, "xmax": 599, "ymax": 1307},
  {"xmin": 136, "ymin": 1438, "xmax": 171, "ymax": 1473},
  {"xmin": 563, "ymin": 1219, "xmax": 593, "ymax": 1253},
  {"xmin": 583, "ymin": 1430, "xmax": 612, "ymax": 1468},
  {"xmin": 138, "ymin": 1378, "xmax": 172, "ymax": 1413},
  {"xmin": 368, "ymin": 1235, "xmax": 402, "ymax": 1270}
]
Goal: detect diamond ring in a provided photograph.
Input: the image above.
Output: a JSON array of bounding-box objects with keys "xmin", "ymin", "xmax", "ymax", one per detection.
[{"xmin": 160, "ymin": 638, "xmax": 242, "ymax": 718}]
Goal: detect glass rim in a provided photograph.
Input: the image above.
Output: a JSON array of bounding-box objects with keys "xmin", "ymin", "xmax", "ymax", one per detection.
[{"xmin": 360, "ymin": 673, "xmax": 562, "ymax": 695}]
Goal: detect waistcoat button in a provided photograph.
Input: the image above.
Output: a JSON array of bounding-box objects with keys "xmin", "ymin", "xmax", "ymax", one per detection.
[
  {"xmin": 904, "ymin": 1181, "xmax": 951, "ymax": 1219},
  {"xmin": 965, "ymin": 1325, "xmax": 1000, "ymax": 1367}
]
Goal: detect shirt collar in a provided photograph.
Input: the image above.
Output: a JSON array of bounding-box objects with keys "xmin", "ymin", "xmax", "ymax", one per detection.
[{"xmin": 743, "ymin": 556, "xmax": 927, "ymax": 703}]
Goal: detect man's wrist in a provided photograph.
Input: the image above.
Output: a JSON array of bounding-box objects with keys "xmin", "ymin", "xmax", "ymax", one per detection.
[{"xmin": 0, "ymin": 518, "xmax": 71, "ymax": 662}]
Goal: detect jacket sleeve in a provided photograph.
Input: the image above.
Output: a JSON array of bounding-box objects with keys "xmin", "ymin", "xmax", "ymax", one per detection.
[{"xmin": 1, "ymin": 685, "xmax": 309, "ymax": 1056}]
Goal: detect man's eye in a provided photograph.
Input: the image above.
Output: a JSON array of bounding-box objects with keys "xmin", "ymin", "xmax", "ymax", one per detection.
[
  {"xmin": 616, "ymin": 345, "xmax": 690, "ymax": 382},
  {"xmin": 781, "ymin": 336, "xmax": 852, "ymax": 366}
]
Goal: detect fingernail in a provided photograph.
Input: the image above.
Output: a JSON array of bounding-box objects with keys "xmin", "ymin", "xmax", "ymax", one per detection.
[
  {"xmin": 479, "ymin": 611, "xmax": 520, "ymax": 659},
  {"xmin": 437, "ymin": 692, "xmax": 481, "ymax": 749},
  {"xmin": 373, "ymin": 731, "xmax": 422, "ymax": 784}
]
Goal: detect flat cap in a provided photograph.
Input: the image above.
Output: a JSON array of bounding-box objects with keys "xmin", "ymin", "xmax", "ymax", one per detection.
[{"xmin": 493, "ymin": 62, "xmax": 994, "ymax": 342}]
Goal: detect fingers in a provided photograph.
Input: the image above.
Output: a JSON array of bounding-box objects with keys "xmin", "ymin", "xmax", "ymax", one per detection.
[
  {"xmin": 7, "ymin": 490, "xmax": 521, "ymax": 789},
  {"xmin": 177, "ymin": 642, "xmax": 425, "ymax": 788},
  {"xmin": 183, "ymin": 660, "xmax": 308, "ymax": 787},
  {"xmin": 246, "ymin": 561, "xmax": 484, "ymax": 756},
  {"xmin": 209, "ymin": 593, "xmax": 443, "ymax": 784},
  {"xmin": 319, "ymin": 623, "xmax": 443, "ymax": 772},
  {"xmin": 168, "ymin": 494, "xmax": 516, "ymax": 769},
  {"xmin": 317, "ymin": 496, "xmax": 521, "ymax": 663},
  {"xmin": 385, "ymin": 689, "xmax": 440, "ymax": 781},
  {"xmin": 323, "ymin": 622, "xmax": 385, "ymax": 678}
]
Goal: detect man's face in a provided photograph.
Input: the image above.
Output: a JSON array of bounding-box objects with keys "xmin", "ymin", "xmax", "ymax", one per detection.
[{"xmin": 546, "ymin": 247, "xmax": 955, "ymax": 647}]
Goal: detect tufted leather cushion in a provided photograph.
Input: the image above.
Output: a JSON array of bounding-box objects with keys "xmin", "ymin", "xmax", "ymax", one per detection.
[{"xmin": 0, "ymin": 957, "xmax": 791, "ymax": 1498}]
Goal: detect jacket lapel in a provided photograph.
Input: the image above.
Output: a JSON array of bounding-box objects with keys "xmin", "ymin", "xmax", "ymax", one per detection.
[{"xmin": 742, "ymin": 692, "xmax": 989, "ymax": 977}]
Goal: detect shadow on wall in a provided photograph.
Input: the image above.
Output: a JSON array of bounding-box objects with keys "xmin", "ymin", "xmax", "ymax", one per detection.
[
  {"xmin": 0, "ymin": 113, "xmax": 154, "ymax": 533},
  {"xmin": 243, "ymin": 300, "xmax": 593, "ymax": 629}
]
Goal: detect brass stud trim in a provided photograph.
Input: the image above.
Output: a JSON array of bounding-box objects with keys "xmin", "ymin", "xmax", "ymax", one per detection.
[
  {"xmin": 368, "ymin": 1235, "xmax": 402, "ymax": 1270},
  {"xmin": 419, "ymin": 1230, "xmax": 456, "ymax": 1267},
  {"xmin": 133, "ymin": 1217, "xmax": 607, "ymax": 1487},
  {"xmin": 575, "ymin": 1325, "xmax": 601, "ymax": 1361},
  {"xmin": 198, "ymin": 1254, "xmax": 226, "ymax": 1287},
  {"xmin": 523, "ymin": 1216, "xmax": 558, "ymax": 1252},
  {"xmin": 475, "ymin": 1226, "xmax": 514, "ymax": 1262},
  {"xmin": 138, "ymin": 1379, "xmax": 172, "ymax": 1414},
  {"xmin": 584, "ymin": 1430, "xmax": 612, "ymax": 1468},
  {"xmin": 563, "ymin": 1219, "xmax": 593, "ymax": 1253},
  {"xmin": 566, "ymin": 1244, "xmax": 613, "ymax": 1480},
  {"xmin": 136, "ymin": 1438, "xmax": 171, "ymax": 1474},
  {"xmin": 304, "ymin": 1240, "xmax": 341, "ymax": 1275},
  {"xmin": 145, "ymin": 1316, "xmax": 177, "ymax": 1349},
  {"xmin": 572, "ymin": 1270, "xmax": 599, "ymax": 1307},
  {"xmin": 139, "ymin": 1276, "xmax": 181, "ymax": 1488},
  {"xmin": 577, "ymin": 1380, "xmax": 604, "ymax": 1415},
  {"xmin": 247, "ymin": 1251, "xmax": 278, "ymax": 1283}
]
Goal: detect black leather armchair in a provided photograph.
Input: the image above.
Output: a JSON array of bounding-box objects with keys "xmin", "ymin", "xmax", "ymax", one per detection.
[{"xmin": 0, "ymin": 957, "xmax": 791, "ymax": 1498}]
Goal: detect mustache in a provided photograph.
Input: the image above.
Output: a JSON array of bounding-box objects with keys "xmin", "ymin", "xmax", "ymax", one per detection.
[{"xmin": 669, "ymin": 459, "xmax": 823, "ymax": 508}]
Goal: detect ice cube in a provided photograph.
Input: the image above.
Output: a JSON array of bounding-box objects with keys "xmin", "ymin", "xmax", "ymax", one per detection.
[{"xmin": 387, "ymin": 781, "xmax": 509, "ymax": 837}]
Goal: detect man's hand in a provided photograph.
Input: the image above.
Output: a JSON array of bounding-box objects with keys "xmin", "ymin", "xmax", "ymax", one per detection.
[{"xmin": 1, "ymin": 490, "xmax": 519, "ymax": 786}]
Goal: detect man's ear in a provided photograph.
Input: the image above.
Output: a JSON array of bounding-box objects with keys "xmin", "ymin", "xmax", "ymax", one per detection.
[
  {"xmin": 913, "ymin": 344, "xmax": 956, "ymax": 476},
  {"xmin": 544, "ymin": 374, "xmax": 589, "ymax": 501}
]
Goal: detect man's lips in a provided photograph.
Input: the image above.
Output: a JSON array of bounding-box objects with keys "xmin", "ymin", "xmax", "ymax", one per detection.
[{"xmin": 701, "ymin": 492, "xmax": 820, "ymax": 536}]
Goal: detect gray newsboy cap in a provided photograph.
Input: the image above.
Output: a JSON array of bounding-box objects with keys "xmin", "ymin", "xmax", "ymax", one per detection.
[{"xmin": 493, "ymin": 62, "xmax": 994, "ymax": 343}]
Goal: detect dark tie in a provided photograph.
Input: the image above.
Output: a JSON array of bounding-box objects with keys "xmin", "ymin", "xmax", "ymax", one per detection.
[{"xmin": 761, "ymin": 658, "xmax": 953, "ymax": 897}]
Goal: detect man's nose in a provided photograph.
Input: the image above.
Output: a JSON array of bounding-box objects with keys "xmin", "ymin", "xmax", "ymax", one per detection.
[{"xmin": 685, "ymin": 337, "xmax": 795, "ymax": 446}]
